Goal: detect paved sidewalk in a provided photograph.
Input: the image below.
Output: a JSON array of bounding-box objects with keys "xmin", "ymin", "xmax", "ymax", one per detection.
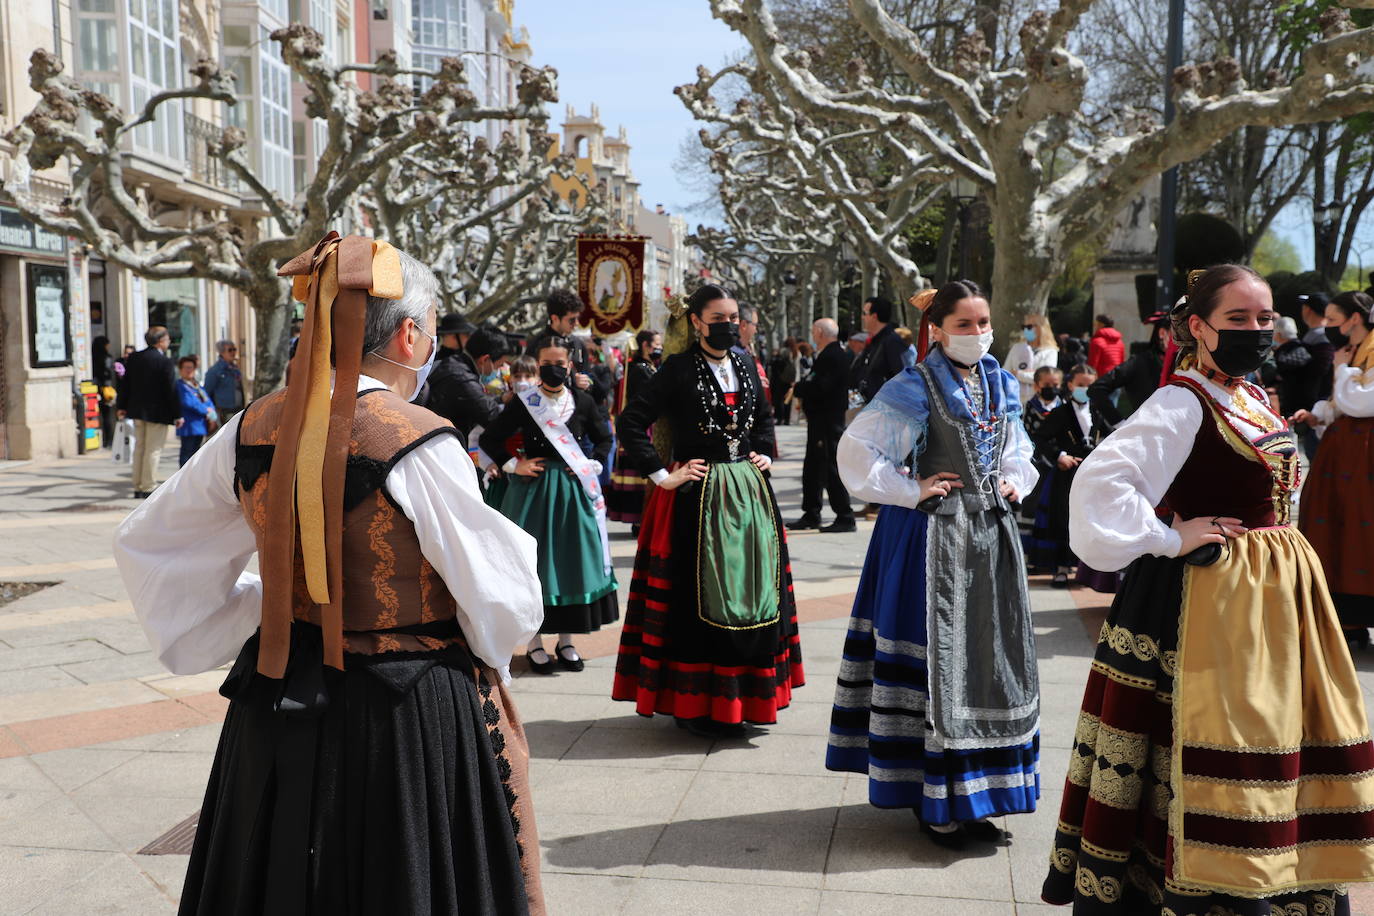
[{"xmin": 1, "ymin": 428, "xmax": 1373, "ymax": 914}]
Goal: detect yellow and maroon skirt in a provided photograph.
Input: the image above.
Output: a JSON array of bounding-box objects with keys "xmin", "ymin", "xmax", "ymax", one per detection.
[{"xmin": 1043, "ymin": 526, "xmax": 1374, "ymax": 913}]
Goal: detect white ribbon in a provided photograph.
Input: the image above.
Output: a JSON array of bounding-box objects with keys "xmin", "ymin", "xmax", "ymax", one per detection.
[{"xmin": 517, "ymin": 388, "xmax": 612, "ymax": 574}]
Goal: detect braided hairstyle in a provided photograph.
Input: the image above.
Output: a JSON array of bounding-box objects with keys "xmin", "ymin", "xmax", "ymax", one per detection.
[{"xmin": 1168, "ymin": 264, "xmax": 1266, "ymax": 358}]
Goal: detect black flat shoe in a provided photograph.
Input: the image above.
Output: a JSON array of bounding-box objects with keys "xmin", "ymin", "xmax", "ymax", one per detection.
[
  {"xmin": 820, "ymin": 517, "xmax": 856, "ymax": 533},
  {"xmin": 918, "ymin": 820, "xmax": 967, "ymax": 850},
  {"xmin": 961, "ymin": 819, "xmax": 1005, "ymax": 843},
  {"xmin": 675, "ymin": 716, "xmax": 718, "ymax": 738},
  {"xmin": 555, "ymin": 644, "xmax": 584, "ymax": 672},
  {"xmin": 785, "ymin": 515, "xmax": 821, "ymax": 531},
  {"xmin": 526, "ymin": 648, "xmax": 554, "ymax": 675}
]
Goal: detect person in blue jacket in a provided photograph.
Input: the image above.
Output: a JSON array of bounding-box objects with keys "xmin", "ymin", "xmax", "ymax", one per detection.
[{"xmin": 175, "ymin": 356, "xmax": 216, "ymax": 466}]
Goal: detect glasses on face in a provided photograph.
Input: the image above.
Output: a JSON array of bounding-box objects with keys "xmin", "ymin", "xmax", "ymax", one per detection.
[
  {"xmin": 1023, "ymin": 325, "xmax": 1034, "ymax": 331},
  {"xmin": 226, "ymin": 347, "xmax": 238, "ymax": 353}
]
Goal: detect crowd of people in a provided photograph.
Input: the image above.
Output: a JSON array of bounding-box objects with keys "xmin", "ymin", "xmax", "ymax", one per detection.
[{"xmin": 110, "ymin": 230, "xmax": 1374, "ymax": 915}]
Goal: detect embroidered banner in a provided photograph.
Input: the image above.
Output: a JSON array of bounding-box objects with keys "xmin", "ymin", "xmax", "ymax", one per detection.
[{"xmin": 577, "ymin": 235, "xmax": 647, "ymax": 334}]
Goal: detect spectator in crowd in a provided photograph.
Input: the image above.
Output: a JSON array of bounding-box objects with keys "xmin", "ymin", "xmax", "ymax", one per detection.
[
  {"xmin": 846, "ymin": 333, "xmax": 867, "ymax": 360},
  {"xmin": 1004, "ymin": 313, "xmax": 1060, "ymax": 403},
  {"xmin": 737, "ymin": 305, "xmax": 771, "ymax": 406},
  {"xmin": 770, "ymin": 337, "xmax": 798, "ymax": 425},
  {"xmin": 1297, "ymin": 292, "xmax": 1335, "ymax": 458},
  {"xmin": 1271, "ymin": 316, "xmax": 1318, "ymax": 418},
  {"xmin": 788, "ymin": 318, "xmax": 855, "ymax": 533},
  {"xmin": 92, "ymin": 336, "xmax": 116, "ymax": 445},
  {"xmin": 894, "ymin": 326, "xmax": 918, "ymax": 368},
  {"xmin": 1087, "ymin": 313, "xmax": 1126, "ymax": 376},
  {"xmin": 421, "ymin": 318, "xmax": 505, "ymax": 444},
  {"xmin": 175, "ymin": 356, "xmax": 215, "ymax": 466},
  {"xmin": 526, "ymin": 288, "xmax": 604, "ymax": 402},
  {"xmin": 1020, "ymin": 365, "xmax": 1064, "ymax": 571},
  {"xmin": 202, "ymin": 339, "xmax": 245, "ymax": 426},
  {"xmin": 115, "ymin": 326, "xmax": 180, "ymax": 498},
  {"xmin": 853, "ymin": 296, "xmax": 908, "ymax": 402},
  {"xmin": 1087, "ymin": 313, "xmax": 1171, "ymax": 426},
  {"xmin": 1056, "ymin": 333, "xmax": 1086, "ymax": 375}
]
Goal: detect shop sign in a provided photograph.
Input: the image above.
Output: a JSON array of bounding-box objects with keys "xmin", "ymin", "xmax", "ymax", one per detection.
[{"xmin": 0, "ymin": 206, "xmax": 68, "ymax": 257}]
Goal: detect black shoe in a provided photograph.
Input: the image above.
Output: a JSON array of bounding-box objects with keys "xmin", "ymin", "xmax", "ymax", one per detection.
[
  {"xmin": 918, "ymin": 820, "xmax": 968, "ymax": 850},
  {"xmin": 132, "ymin": 490, "xmax": 149, "ymax": 499},
  {"xmin": 820, "ymin": 517, "xmax": 857, "ymax": 533},
  {"xmin": 555, "ymin": 643, "xmax": 585, "ymax": 672},
  {"xmin": 786, "ymin": 515, "xmax": 821, "ymax": 531},
  {"xmin": 526, "ymin": 648, "xmax": 555, "ymax": 675},
  {"xmin": 675, "ymin": 716, "xmax": 719, "ymax": 738},
  {"xmin": 961, "ymin": 819, "xmax": 1005, "ymax": 843}
]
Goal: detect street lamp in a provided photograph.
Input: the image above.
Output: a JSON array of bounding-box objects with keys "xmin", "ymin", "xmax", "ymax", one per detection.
[{"xmin": 950, "ymin": 175, "xmax": 978, "ymax": 280}]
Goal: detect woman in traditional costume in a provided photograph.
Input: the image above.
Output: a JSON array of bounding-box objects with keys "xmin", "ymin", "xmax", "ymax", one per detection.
[
  {"xmin": 607, "ymin": 329, "xmax": 660, "ymax": 528},
  {"xmin": 480, "ymin": 337, "xmax": 617, "ymax": 675},
  {"xmin": 1042, "ymin": 265, "xmax": 1374, "ymax": 913},
  {"xmin": 826, "ymin": 280, "xmax": 1041, "ymax": 849},
  {"xmin": 1294, "ymin": 290, "xmax": 1374, "ymax": 648},
  {"xmin": 611, "ymin": 284, "xmax": 804, "ymax": 738}
]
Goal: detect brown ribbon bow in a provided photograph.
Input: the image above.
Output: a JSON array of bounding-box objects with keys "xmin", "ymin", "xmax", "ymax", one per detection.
[{"xmin": 257, "ymin": 232, "xmax": 404, "ymax": 677}]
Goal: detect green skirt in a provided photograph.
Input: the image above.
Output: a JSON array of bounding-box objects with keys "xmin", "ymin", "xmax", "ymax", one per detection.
[
  {"xmin": 500, "ymin": 465, "xmax": 619, "ymax": 634},
  {"xmin": 483, "ymin": 474, "xmax": 508, "ymax": 510}
]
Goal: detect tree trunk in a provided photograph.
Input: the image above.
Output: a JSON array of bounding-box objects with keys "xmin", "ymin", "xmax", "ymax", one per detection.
[
  {"xmin": 989, "ymin": 211, "xmax": 1058, "ymax": 359},
  {"xmin": 250, "ymin": 284, "xmax": 294, "ymax": 398}
]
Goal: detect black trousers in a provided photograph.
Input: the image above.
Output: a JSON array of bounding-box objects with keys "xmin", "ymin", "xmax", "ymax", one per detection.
[{"xmin": 801, "ymin": 424, "xmax": 852, "ymax": 519}]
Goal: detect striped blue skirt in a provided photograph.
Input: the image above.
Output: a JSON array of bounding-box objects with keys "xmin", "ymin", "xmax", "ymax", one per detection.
[{"xmin": 826, "ymin": 505, "xmax": 1040, "ymax": 824}]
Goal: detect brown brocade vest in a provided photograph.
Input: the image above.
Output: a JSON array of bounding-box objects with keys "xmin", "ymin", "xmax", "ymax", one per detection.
[{"xmin": 234, "ymin": 386, "xmax": 468, "ymax": 656}]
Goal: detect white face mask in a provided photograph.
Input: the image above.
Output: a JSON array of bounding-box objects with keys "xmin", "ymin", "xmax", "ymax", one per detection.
[
  {"xmin": 941, "ymin": 329, "xmax": 994, "ymax": 366},
  {"xmin": 512, "ymin": 379, "xmax": 536, "ymax": 394},
  {"xmin": 370, "ymin": 330, "xmax": 437, "ymax": 402}
]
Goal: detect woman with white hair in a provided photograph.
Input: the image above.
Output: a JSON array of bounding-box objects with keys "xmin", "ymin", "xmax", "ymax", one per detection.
[{"xmin": 115, "ymin": 235, "xmax": 548, "ymax": 914}]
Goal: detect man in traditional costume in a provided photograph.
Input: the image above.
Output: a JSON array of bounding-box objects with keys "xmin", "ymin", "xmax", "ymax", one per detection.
[
  {"xmin": 114, "ymin": 233, "xmax": 546, "ymax": 915},
  {"xmin": 1043, "ymin": 265, "xmax": 1374, "ymax": 914}
]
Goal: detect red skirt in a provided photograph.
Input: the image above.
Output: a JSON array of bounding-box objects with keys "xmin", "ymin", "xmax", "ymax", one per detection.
[
  {"xmin": 611, "ymin": 463, "xmax": 805, "ymax": 725},
  {"xmin": 1300, "ymin": 415, "xmax": 1374, "ymax": 602}
]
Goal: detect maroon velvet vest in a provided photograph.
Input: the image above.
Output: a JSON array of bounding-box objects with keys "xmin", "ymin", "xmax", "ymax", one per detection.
[{"xmin": 1160, "ymin": 379, "xmax": 1300, "ymax": 529}]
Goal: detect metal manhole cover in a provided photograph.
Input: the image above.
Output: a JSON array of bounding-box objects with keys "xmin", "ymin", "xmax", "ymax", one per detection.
[{"xmin": 139, "ymin": 811, "xmax": 200, "ymax": 855}]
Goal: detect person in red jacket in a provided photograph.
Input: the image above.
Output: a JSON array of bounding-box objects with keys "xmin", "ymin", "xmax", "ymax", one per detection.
[{"xmin": 1087, "ymin": 314, "xmax": 1125, "ymax": 376}]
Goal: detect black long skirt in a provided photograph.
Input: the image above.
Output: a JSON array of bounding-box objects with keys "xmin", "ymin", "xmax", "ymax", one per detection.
[{"xmin": 179, "ymin": 625, "xmax": 533, "ymax": 916}]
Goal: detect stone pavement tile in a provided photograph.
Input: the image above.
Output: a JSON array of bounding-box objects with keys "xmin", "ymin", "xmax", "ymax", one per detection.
[
  {"xmin": 0, "ymin": 639, "xmax": 119, "ymax": 673},
  {"xmin": 29, "ymin": 747, "xmax": 142, "ymax": 792},
  {"xmin": 0, "ymin": 786, "xmax": 64, "ymax": 826},
  {"xmin": 27, "ymin": 848, "xmax": 177, "ymax": 915},
  {"xmin": 60, "ymin": 651, "xmax": 166, "ymax": 685},
  {"xmin": 178, "ymin": 691, "xmax": 229, "ymax": 720},
  {"xmin": 140, "ymin": 670, "xmax": 230, "ymax": 699},
  {"xmin": 1, "ymin": 617, "xmax": 149, "ymax": 653},
  {"xmin": 620, "ymin": 877, "xmax": 823, "ymax": 914},
  {"xmin": 819, "ymin": 890, "xmax": 1016, "ymax": 915},
  {"xmin": 704, "ymin": 731, "xmax": 830, "ymax": 776},
  {"xmin": 0, "ymin": 792, "xmax": 120, "ymax": 851},
  {"xmin": 1012, "ymin": 905, "xmax": 1063, "ymax": 915},
  {"xmin": 73, "ymin": 793, "xmax": 204, "ymax": 853},
  {"xmin": 0, "ymin": 665, "xmax": 85, "ymax": 696},
  {"xmin": 97, "ymin": 723, "xmax": 222, "ymax": 754},
  {"xmin": 1037, "ymin": 746, "xmax": 1068, "ymax": 793},
  {"xmin": 0, "ymin": 602, "xmax": 133, "ymax": 635},
  {"xmin": 132, "ymin": 853, "xmax": 189, "ymax": 901},
  {"xmin": 1037, "ymin": 691, "xmax": 1083, "ymax": 751},
  {"xmin": 1005, "ymin": 791, "xmax": 1061, "ymax": 904},
  {"xmin": 675, "ymin": 770, "xmax": 843, "ymax": 827},
  {"xmin": 823, "ymin": 826, "xmax": 1011, "ymax": 899},
  {"xmin": 0, "ymin": 847, "xmax": 125, "ymax": 914},
  {"xmin": 72, "ymin": 750, "xmax": 210, "ymax": 799},
  {"xmin": 6, "ymin": 698, "xmax": 212, "ymax": 756},
  {"xmin": 642, "ymin": 815, "xmax": 833, "ymax": 888},
  {"xmin": 525, "ymin": 721, "xmax": 594, "ymax": 760},
  {"xmin": 0, "ymin": 755, "xmax": 51, "ymax": 791},
  {"xmin": 560, "ymin": 722, "xmax": 714, "ymax": 770},
  {"xmin": 1033, "ymin": 654, "xmax": 1093, "ymax": 686},
  {"xmin": 510, "ymin": 667, "xmax": 618, "ymax": 696},
  {"xmin": 765, "ymin": 699, "xmax": 840, "ymax": 737},
  {"xmin": 538, "ymin": 810, "xmax": 666, "ymax": 877},
  {"xmin": 531, "ymin": 762, "xmax": 696, "ymax": 819},
  {"xmin": 539, "ymin": 872, "xmax": 637, "ymax": 915},
  {"xmin": 510, "ymin": 690, "xmax": 619, "ymax": 725},
  {"xmin": 835, "ymin": 775, "xmax": 913, "ymax": 831}
]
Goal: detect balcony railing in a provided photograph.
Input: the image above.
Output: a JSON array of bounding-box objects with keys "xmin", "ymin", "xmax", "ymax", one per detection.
[{"xmin": 184, "ymin": 112, "xmax": 235, "ymax": 190}]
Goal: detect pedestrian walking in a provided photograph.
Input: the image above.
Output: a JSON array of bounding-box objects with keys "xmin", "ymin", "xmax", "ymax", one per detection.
[
  {"xmin": 852, "ymin": 296, "xmax": 908, "ymax": 403},
  {"xmin": 612, "ymin": 283, "xmax": 805, "ymax": 738},
  {"xmin": 1294, "ymin": 290, "xmax": 1374, "ymax": 649},
  {"xmin": 479, "ymin": 336, "xmax": 618, "ymax": 676},
  {"xmin": 607, "ymin": 329, "xmax": 659, "ymax": 526},
  {"xmin": 202, "ymin": 340, "xmax": 245, "ymax": 426},
  {"xmin": 175, "ymin": 356, "xmax": 216, "ymax": 466},
  {"xmin": 115, "ymin": 326, "xmax": 179, "ymax": 498},
  {"xmin": 1003, "ymin": 313, "xmax": 1060, "ymax": 404},
  {"xmin": 113, "ymin": 235, "xmax": 546, "ymax": 915},
  {"xmin": 1087, "ymin": 313, "xmax": 1126, "ymax": 376},
  {"xmin": 787, "ymin": 318, "xmax": 855, "ymax": 533},
  {"xmin": 1043, "ymin": 265, "xmax": 1374, "ymax": 913},
  {"xmin": 1086, "ymin": 313, "xmax": 1169, "ymax": 425},
  {"xmin": 827, "ymin": 280, "xmax": 1040, "ymax": 849}
]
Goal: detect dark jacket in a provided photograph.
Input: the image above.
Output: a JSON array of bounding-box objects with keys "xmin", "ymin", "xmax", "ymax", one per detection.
[
  {"xmin": 625, "ymin": 357, "xmax": 656, "ymax": 404},
  {"xmin": 617, "ymin": 346, "xmax": 774, "ymax": 475},
  {"xmin": 769, "ymin": 351, "xmax": 797, "ymax": 392},
  {"xmin": 1087, "ymin": 345, "xmax": 1166, "ymax": 426},
  {"xmin": 794, "ymin": 340, "xmax": 852, "ymax": 433},
  {"xmin": 420, "ymin": 346, "xmax": 501, "ymax": 443},
  {"xmin": 1273, "ymin": 339, "xmax": 1321, "ymax": 416},
  {"xmin": 1302, "ymin": 326, "xmax": 1336, "ymax": 402},
  {"xmin": 853, "ymin": 323, "xmax": 907, "ymax": 403},
  {"xmin": 479, "ymin": 387, "xmax": 611, "ymax": 468},
  {"xmin": 524, "ymin": 329, "xmax": 608, "ymax": 404},
  {"xmin": 115, "ymin": 346, "xmax": 179, "ymax": 424},
  {"xmin": 1033, "ymin": 399, "xmax": 1113, "ymax": 467}
]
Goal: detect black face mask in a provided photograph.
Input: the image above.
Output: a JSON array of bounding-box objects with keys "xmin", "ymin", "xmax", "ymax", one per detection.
[
  {"xmin": 703, "ymin": 321, "xmax": 739, "ymax": 352},
  {"xmin": 650, "ymin": 348, "xmax": 663, "ymax": 360},
  {"xmin": 1039, "ymin": 386, "xmax": 1059, "ymax": 402},
  {"xmin": 1203, "ymin": 323, "xmax": 1273, "ymax": 377},
  {"xmin": 1326, "ymin": 323, "xmax": 1351, "ymax": 349},
  {"xmin": 539, "ymin": 364, "xmax": 568, "ymax": 389}
]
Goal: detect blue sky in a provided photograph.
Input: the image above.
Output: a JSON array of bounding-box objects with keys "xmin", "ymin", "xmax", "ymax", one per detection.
[{"xmin": 515, "ymin": 0, "xmax": 744, "ymax": 224}]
